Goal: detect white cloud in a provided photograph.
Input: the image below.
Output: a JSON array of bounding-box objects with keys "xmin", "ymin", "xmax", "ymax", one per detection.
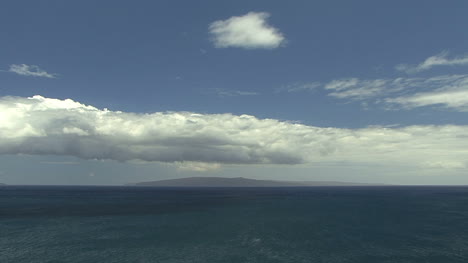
[
  {"xmin": 277, "ymin": 79, "xmax": 392, "ymax": 98},
  {"xmin": 1, "ymin": 95, "xmax": 468, "ymax": 174},
  {"xmin": 385, "ymin": 74, "xmax": 468, "ymax": 111},
  {"xmin": 324, "ymin": 78, "xmax": 392, "ymax": 100},
  {"xmin": 209, "ymin": 12, "xmax": 285, "ymax": 49},
  {"xmin": 8, "ymin": 64, "xmax": 57, "ymax": 78},
  {"xmin": 314, "ymin": 74, "xmax": 468, "ymax": 111},
  {"xmin": 396, "ymin": 51, "xmax": 468, "ymax": 74},
  {"xmin": 386, "ymin": 89, "xmax": 468, "ymax": 111},
  {"xmin": 317, "ymin": 77, "xmax": 423, "ymax": 100}
]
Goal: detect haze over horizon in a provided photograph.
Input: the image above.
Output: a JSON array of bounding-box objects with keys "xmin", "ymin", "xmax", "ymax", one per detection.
[{"xmin": 1, "ymin": 1, "xmax": 468, "ymax": 185}]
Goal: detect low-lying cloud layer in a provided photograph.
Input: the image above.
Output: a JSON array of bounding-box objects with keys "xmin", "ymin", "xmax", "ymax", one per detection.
[
  {"xmin": 1, "ymin": 96, "xmax": 468, "ymax": 171},
  {"xmin": 209, "ymin": 12, "xmax": 285, "ymax": 49}
]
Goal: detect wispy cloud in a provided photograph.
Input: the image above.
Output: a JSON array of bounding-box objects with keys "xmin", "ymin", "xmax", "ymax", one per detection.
[
  {"xmin": 277, "ymin": 82, "xmax": 320, "ymax": 93},
  {"xmin": 287, "ymin": 75, "xmax": 468, "ymax": 111},
  {"xmin": 209, "ymin": 12, "xmax": 285, "ymax": 49},
  {"xmin": 8, "ymin": 64, "xmax": 57, "ymax": 78},
  {"xmin": 396, "ymin": 51, "xmax": 468, "ymax": 74},
  {"xmin": 209, "ymin": 88, "xmax": 259, "ymax": 97},
  {"xmin": 1, "ymin": 95, "xmax": 468, "ymax": 173},
  {"xmin": 324, "ymin": 78, "xmax": 394, "ymax": 100},
  {"xmin": 387, "ymin": 89, "xmax": 468, "ymax": 111},
  {"xmin": 293, "ymin": 77, "xmax": 410, "ymax": 100},
  {"xmin": 279, "ymin": 78, "xmax": 416, "ymax": 100},
  {"xmin": 385, "ymin": 75, "xmax": 468, "ymax": 111}
]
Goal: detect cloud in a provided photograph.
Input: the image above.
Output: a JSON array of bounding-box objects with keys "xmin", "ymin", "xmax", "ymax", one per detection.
[
  {"xmin": 311, "ymin": 74, "xmax": 468, "ymax": 111},
  {"xmin": 209, "ymin": 12, "xmax": 285, "ymax": 49},
  {"xmin": 1, "ymin": 95, "xmax": 468, "ymax": 173},
  {"xmin": 276, "ymin": 82, "xmax": 320, "ymax": 93},
  {"xmin": 421, "ymin": 160, "xmax": 466, "ymax": 169},
  {"xmin": 277, "ymin": 79, "xmax": 397, "ymax": 99},
  {"xmin": 396, "ymin": 51, "xmax": 468, "ymax": 74},
  {"xmin": 324, "ymin": 78, "xmax": 393, "ymax": 100},
  {"xmin": 210, "ymin": 88, "xmax": 258, "ymax": 97},
  {"xmin": 280, "ymin": 78, "xmax": 417, "ymax": 100},
  {"xmin": 40, "ymin": 161, "xmax": 79, "ymax": 165},
  {"xmin": 296, "ymin": 77, "xmax": 409, "ymax": 100},
  {"xmin": 8, "ymin": 64, "xmax": 57, "ymax": 78},
  {"xmin": 386, "ymin": 89, "xmax": 468, "ymax": 111},
  {"xmin": 0, "ymin": 95, "xmax": 308, "ymax": 165},
  {"xmin": 175, "ymin": 162, "xmax": 221, "ymax": 172},
  {"xmin": 385, "ymin": 74, "xmax": 468, "ymax": 111}
]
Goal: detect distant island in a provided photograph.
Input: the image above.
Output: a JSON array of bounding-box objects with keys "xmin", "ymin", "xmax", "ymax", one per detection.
[{"xmin": 129, "ymin": 177, "xmax": 380, "ymax": 187}]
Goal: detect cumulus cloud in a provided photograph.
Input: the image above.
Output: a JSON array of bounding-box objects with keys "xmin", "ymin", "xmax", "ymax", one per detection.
[
  {"xmin": 1, "ymin": 95, "xmax": 468, "ymax": 172},
  {"xmin": 396, "ymin": 51, "xmax": 468, "ymax": 74},
  {"xmin": 209, "ymin": 12, "xmax": 285, "ymax": 49},
  {"xmin": 0, "ymin": 95, "xmax": 308, "ymax": 165},
  {"xmin": 8, "ymin": 64, "xmax": 57, "ymax": 78}
]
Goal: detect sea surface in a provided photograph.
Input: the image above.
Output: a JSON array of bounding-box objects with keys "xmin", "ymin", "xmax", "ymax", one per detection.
[{"xmin": 1, "ymin": 186, "xmax": 468, "ymax": 263}]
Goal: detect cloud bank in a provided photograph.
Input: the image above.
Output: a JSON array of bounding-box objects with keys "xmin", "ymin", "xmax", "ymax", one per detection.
[
  {"xmin": 396, "ymin": 51, "xmax": 468, "ymax": 74},
  {"xmin": 8, "ymin": 64, "xmax": 57, "ymax": 78},
  {"xmin": 1, "ymin": 96, "xmax": 468, "ymax": 171},
  {"xmin": 209, "ymin": 12, "xmax": 285, "ymax": 49}
]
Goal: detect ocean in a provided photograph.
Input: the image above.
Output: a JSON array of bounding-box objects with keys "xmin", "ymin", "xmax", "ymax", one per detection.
[{"xmin": 1, "ymin": 186, "xmax": 468, "ymax": 262}]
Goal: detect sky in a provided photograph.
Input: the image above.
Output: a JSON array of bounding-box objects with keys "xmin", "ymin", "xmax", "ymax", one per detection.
[{"xmin": 1, "ymin": 0, "xmax": 468, "ymax": 185}]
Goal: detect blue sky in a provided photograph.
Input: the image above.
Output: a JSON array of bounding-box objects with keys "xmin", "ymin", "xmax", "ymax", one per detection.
[{"xmin": 1, "ymin": 0, "xmax": 468, "ymax": 185}]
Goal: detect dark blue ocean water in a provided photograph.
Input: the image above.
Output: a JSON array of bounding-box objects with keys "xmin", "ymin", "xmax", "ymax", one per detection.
[{"xmin": 1, "ymin": 186, "xmax": 468, "ymax": 263}]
